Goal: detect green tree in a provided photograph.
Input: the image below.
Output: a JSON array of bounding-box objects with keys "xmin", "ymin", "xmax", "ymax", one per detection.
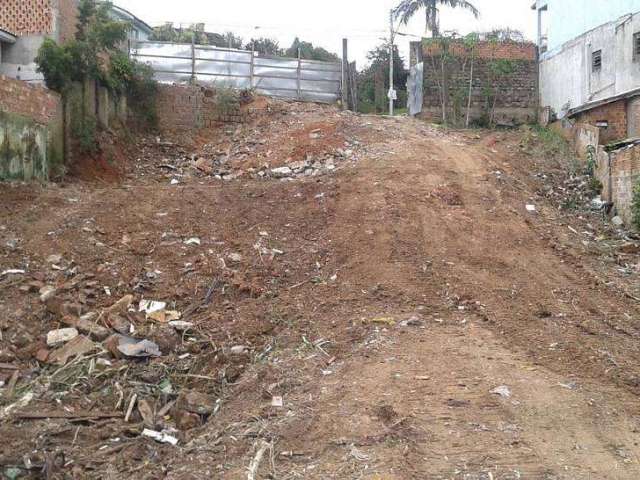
[
  {"xmin": 393, "ymin": 0, "xmax": 479, "ymax": 38},
  {"xmin": 358, "ymin": 43, "xmax": 408, "ymax": 113},
  {"xmin": 285, "ymin": 38, "xmax": 339, "ymax": 62},
  {"xmin": 244, "ymin": 37, "xmax": 282, "ymax": 56}
]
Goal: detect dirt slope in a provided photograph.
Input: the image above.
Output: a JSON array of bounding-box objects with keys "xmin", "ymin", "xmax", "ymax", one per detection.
[{"xmin": 2, "ymin": 101, "xmax": 640, "ymax": 479}]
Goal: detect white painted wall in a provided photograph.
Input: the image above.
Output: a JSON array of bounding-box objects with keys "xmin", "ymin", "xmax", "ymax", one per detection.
[
  {"xmin": 539, "ymin": 12, "xmax": 640, "ymax": 117},
  {"xmin": 536, "ymin": 0, "xmax": 640, "ymax": 53}
]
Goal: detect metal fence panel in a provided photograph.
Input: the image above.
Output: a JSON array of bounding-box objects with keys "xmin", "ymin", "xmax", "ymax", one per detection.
[{"xmin": 131, "ymin": 41, "xmax": 342, "ymax": 103}]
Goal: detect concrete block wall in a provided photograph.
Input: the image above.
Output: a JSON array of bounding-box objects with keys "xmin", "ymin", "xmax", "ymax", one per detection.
[
  {"xmin": 0, "ymin": 75, "xmax": 63, "ymax": 180},
  {"xmin": 156, "ymin": 84, "xmax": 246, "ymax": 136}
]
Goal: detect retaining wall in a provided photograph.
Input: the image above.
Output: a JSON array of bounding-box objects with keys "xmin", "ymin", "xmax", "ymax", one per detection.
[{"xmin": 0, "ymin": 75, "xmax": 63, "ymax": 180}]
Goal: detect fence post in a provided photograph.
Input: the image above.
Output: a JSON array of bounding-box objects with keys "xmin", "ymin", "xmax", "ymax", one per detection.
[
  {"xmin": 191, "ymin": 35, "xmax": 196, "ymax": 84},
  {"xmin": 250, "ymin": 49, "xmax": 255, "ymax": 89},
  {"xmin": 297, "ymin": 48, "xmax": 302, "ymax": 101},
  {"xmin": 342, "ymin": 39, "xmax": 348, "ymax": 109}
]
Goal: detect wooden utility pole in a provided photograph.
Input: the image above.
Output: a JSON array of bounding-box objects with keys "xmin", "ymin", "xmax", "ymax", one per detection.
[
  {"xmin": 389, "ymin": 10, "xmax": 395, "ymax": 116},
  {"xmin": 342, "ymin": 38, "xmax": 348, "ymax": 109}
]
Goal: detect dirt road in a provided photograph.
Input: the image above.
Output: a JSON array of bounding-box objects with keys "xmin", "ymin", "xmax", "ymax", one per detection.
[{"xmin": 2, "ymin": 101, "xmax": 640, "ymax": 479}]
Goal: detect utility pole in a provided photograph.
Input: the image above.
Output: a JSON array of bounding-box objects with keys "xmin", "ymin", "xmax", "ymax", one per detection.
[{"xmin": 389, "ymin": 9, "xmax": 395, "ymax": 116}]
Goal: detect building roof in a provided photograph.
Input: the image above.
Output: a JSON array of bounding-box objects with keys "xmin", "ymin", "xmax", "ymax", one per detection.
[
  {"xmin": 109, "ymin": 4, "xmax": 153, "ymax": 35},
  {"xmin": 0, "ymin": 28, "xmax": 16, "ymax": 44}
]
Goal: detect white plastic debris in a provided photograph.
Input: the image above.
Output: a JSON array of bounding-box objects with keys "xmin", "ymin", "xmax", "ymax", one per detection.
[
  {"xmin": 170, "ymin": 178, "xmax": 180, "ymax": 185},
  {"xmin": 0, "ymin": 269, "xmax": 25, "ymax": 277},
  {"xmin": 139, "ymin": 299, "xmax": 167, "ymax": 315},
  {"xmin": 142, "ymin": 428, "xmax": 179, "ymax": 446},
  {"xmin": 184, "ymin": 237, "xmax": 201, "ymax": 246},
  {"xmin": 271, "ymin": 396, "xmax": 284, "ymax": 407},
  {"xmin": 525, "ymin": 205, "xmax": 536, "ymax": 212}
]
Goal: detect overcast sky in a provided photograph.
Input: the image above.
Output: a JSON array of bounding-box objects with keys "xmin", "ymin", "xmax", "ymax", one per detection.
[{"xmin": 113, "ymin": 0, "xmax": 537, "ymax": 66}]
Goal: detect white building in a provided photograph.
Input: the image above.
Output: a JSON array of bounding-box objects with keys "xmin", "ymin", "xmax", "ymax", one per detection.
[{"xmin": 535, "ymin": 0, "xmax": 640, "ymax": 142}]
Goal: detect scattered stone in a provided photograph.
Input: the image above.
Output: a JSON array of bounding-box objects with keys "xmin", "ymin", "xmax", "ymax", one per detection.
[
  {"xmin": 180, "ymin": 390, "xmax": 216, "ymax": 415},
  {"xmin": 228, "ymin": 252, "xmax": 243, "ymax": 263},
  {"xmin": 141, "ymin": 428, "xmax": 179, "ymax": 446},
  {"xmin": 105, "ymin": 294, "xmax": 133, "ymax": 315},
  {"xmin": 230, "ymin": 345, "xmax": 248, "ymax": 355},
  {"xmin": 46, "ymin": 254, "xmax": 63, "ymax": 264},
  {"xmin": 490, "ymin": 385, "xmax": 512, "ymax": 398},
  {"xmin": 612, "ymin": 216, "xmax": 624, "ymax": 227},
  {"xmin": 46, "ymin": 328, "xmax": 79, "ymax": 346},
  {"xmin": 169, "ymin": 321, "xmax": 194, "ymax": 331},
  {"xmin": 39, "ymin": 286, "xmax": 56, "ymax": 303},
  {"xmin": 271, "ymin": 166, "xmax": 292, "ymax": 178},
  {"xmin": 109, "ymin": 335, "xmax": 162, "ymax": 358},
  {"xmin": 47, "ymin": 336, "xmax": 96, "ymax": 365}
]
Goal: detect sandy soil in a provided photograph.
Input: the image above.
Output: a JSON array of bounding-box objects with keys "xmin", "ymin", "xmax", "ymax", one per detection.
[{"xmin": 2, "ymin": 100, "xmax": 640, "ymax": 479}]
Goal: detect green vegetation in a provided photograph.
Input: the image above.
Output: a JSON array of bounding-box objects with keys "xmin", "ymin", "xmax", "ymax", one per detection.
[
  {"xmin": 393, "ymin": 0, "xmax": 479, "ymax": 38},
  {"xmin": 357, "ymin": 43, "xmax": 408, "ymax": 114},
  {"xmin": 632, "ymin": 180, "xmax": 640, "ymax": 230},
  {"xmin": 150, "ymin": 24, "xmax": 338, "ymax": 62},
  {"xmin": 35, "ymin": 0, "xmax": 158, "ymax": 152}
]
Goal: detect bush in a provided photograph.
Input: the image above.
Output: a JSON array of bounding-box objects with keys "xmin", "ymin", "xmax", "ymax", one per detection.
[{"xmin": 632, "ymin": 180, "xmax": 640, "ymax": 230}]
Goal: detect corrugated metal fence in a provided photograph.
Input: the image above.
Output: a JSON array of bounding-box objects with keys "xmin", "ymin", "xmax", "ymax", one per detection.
[{"xmin": 130, "ymin": 41, "xmax": 342, "ymax": 103}]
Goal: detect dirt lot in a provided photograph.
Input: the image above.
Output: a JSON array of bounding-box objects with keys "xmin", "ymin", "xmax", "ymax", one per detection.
[{"xmin": 2, "ymin": 99, "xmax": 640, "ymax": 479}]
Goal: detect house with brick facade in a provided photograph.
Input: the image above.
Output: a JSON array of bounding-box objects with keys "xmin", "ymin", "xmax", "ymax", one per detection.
[
  {"xmin": 0, "ymin": 0, "xmax": 79, "ymax": 82},
  {"xmin": 535, "ymin": 0, "xmax": 640, "ymax": 143},
  {"xmin": 0, "ymin": 0, "xmax": 152, "ymax": 83}
]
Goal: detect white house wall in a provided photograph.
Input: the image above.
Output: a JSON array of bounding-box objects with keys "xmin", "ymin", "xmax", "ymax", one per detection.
[{"xmin": 539, "ymin": 12, "xmax": 640, "ymax": 117}]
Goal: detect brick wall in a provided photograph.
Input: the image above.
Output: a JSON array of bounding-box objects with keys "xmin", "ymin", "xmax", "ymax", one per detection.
[
  {"xmin": 0, "ymin": 74, "xmax": 61, "ymax": 124},
  {"xmin": 574, "ymin": 100, "xmax": 627, "ymax": 144},
  {"xmin": 0, "ymin": 75, "xmax": 63, "ymax": 181},
  {"xmin": 156, "ymin": 84, "xmax": 246, "ymax": 136},
  {"xmin": 55, "ymin": 0, "xmax": 78, "ymax": 43},
  {"xmin": 416, "ymin": 40, "xmax": 537, "ymax": 125},
  {"xmin": 609, "ymin": 145, "xmax": 640, "ymax": 224},
  {"xmin": 0, "ymin": 0, "xmax": 54, "ymax": 36}
]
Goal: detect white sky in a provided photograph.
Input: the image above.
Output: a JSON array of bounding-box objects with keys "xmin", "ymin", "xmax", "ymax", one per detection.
[{"xmin": 113, "ymin": 0, "xmax": 537, "ymax": 66}]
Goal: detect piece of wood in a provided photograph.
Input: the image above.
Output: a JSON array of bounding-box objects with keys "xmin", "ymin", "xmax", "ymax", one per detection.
[{"xmin": 15, "ymin": 411, "xmax": 123, "ymax": 420}]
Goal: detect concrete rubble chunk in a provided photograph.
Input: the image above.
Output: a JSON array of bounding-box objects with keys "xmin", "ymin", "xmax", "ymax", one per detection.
[
  {"xmin": 46, "ymin": 328, "xmax": 79, "ymax": 346},
  {"xmin": 39, "ymin": 286, "xmax": 56, "ymax": 303},
  {"xmin": 47, "ymin": 335, "xmax": 96, "ymax": 365}
]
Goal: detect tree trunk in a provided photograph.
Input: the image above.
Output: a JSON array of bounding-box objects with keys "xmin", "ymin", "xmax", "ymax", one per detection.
[{"xmin": 430, "ymin": 0, "xmax": 439, "ymax": 38}]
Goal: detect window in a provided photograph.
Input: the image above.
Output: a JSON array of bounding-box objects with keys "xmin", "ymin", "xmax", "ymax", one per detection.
[
  {"xmin": 634, "ymin": 33, "xmax": 640, "ymax": 60},
  {"xmin": 592, "ymin": 50, "xmax": 602, "ymax": 72}
]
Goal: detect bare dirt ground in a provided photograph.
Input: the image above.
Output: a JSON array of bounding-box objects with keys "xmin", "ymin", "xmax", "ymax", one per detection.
[{"xmin": 3, "ymin": 99, "xmax": 640, "ymax": 479}]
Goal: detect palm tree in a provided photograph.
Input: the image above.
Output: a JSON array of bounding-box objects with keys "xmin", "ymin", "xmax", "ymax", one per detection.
[{"xmin": 393, "ymin": 0, "xmax": 479, "ymax": 38}]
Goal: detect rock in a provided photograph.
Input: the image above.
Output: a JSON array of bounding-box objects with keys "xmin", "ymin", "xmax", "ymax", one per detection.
[
  {"xmin": 194, "ymin": 157, "xmax": 213, "ymax": 174},
  {"xmin": 46, "ymin": 328, "xmax": 79, "ymax": 346},
  {"xmin": 612, "ymin": 216, "xmax": 624, "ymax": 226},
  {"xmin": 169, "ymin": 321, "xmax": 194, "ymax": 331},
  {"xmin": 490, "ymin": 385, "xmax": 512, "ymax": 398},
  {"xmin": 180, "ymin": 390, "xmax": 216, "ymax": 415},
  {"xmin": 228, "ymin": 253, "xmax": 243, "ymax": 263},
  {"xmin": 62, "ymin": 313, "xmax": 110, "ymax": 341},
  {"xmin": 271, "ymin": 166, "xmax": 292, "ymax": 178},
  {"xmin": 174, "ymin": 410, "xmax": 202, "ymax": 431},
  {"xmin": 39, "ymin": 286, "xmax": 56, "ymax": 303},
  {"xmin": 105, "ymin": 294, "xmax": 133, "ymax": 315},
  {"xmin": 46, "ymin": 254, "xmax": 63, "ymax": 264},
  {"xmin": 106, "ymin": 334, "xmax": 162, "ymax": 358},
  {"xmin": 138, "ymin": 399, "xmax": 156, "ymax": 428},
  {"xmin": 47, "ymin": 336, "xmax": 96, "ymax": 365},
  {"xmin": 230, "ymin": 345, "xmax": 248, "ymax": 355}
]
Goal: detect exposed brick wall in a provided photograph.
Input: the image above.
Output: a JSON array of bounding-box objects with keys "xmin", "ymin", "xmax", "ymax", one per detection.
[
  {"xmin": 0, "ymin": 74, "xmax": 61, "ymax": 124},
  {"xmin": 55, "ymin": 0, "xmax": 78, "ymax": 43},
  {"xmin": 0, "ymin": 0, "xmax": 54, "ymax": 36},
  {"xmin": 415, "ymin": 40, "xmax": 537, "ymax": 125},
  {"xmin": 574, "ymin": 100, "xmax": 627, "ymax": 144},
  {"xmin": 156, "ymin": 84, "xmax": 246, "ymax": 136},
  {"xmin": 609, "ymin": 145, "xmax": 640, "ymax": 224}
]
